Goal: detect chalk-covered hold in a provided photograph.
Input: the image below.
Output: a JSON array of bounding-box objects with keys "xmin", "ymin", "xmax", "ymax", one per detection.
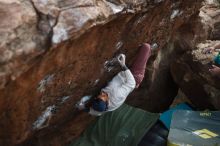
[
  {"xmin": 104, "ymin": 58, "xmax": 117, "ymax": 72},
  {"xmin": 52, "ymin": 26, "xmax": 68, "ymax": 44},
  {"xmin": 170, "ymin": 10, "xmax": 182, "ymax": 20},
  {"xmin": 104, "ymin": 1, "xmax": 124, "ymax": 14},
  {"xmin": 32, "ymin": 105, "xmax": 56, "ymax": 130},
  {"xmin": 115, "ymin": 41, "xmax": 123, "ymax": 50},
  {"xmin": 37, "ymin": 74, "xmax": 54, "ymax": 93},
  {"xmin": 61, "ymin": 96, "xmax": 70, "ymax": 103}
]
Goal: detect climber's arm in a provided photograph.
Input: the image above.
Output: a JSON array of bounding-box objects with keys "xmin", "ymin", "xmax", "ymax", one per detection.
[{"xmin": 118, "ymin": 54, "xmax": 136, "ymax": 86}]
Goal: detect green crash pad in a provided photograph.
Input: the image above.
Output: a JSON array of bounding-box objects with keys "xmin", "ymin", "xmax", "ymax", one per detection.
[{"xmin": 70, "ymin": 104, "xmax": 159, "ymax": 146}]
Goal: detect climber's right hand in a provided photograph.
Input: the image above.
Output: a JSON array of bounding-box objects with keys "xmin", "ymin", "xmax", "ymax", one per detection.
[{"xmin": 117, "ymin": 54, "xmax": 126, "ymax": 66}]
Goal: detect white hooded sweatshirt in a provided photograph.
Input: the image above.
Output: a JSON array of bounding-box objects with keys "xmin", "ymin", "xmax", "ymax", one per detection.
[{"xmin": 89, "ymin": 69, "xmax": 136, "ymax": 116}]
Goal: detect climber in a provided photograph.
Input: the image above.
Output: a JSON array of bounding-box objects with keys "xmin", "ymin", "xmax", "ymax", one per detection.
[
  {"xmin": 76, "ymin": 43, "xmax": 158, "ymax": 116},
  {"xmin": 203, "ymin": 45, "xmax": 220, "ymax": 77}
]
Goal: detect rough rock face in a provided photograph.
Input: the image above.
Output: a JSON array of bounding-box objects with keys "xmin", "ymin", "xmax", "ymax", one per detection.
[
  {"xmin": 0, "ymin": 0, "xmax": 219, "ymax": 146},
  {"xmin": 171, "ymin": 1, "xmax": 220, "ymax": 110},
  {"xmin": 0, "ymin": 0, "xmax": 48, "ymax": 89}
]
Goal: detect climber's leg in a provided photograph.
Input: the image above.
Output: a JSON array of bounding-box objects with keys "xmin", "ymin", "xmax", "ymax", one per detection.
[{"xmin": 130, "ymin": 43, "xmax": 152, "ymax": 88}]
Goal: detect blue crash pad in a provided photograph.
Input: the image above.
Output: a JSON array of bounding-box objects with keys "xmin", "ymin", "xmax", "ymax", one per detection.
[{"xmin": 159, "ymin": 103, "xmax": 192, "ymax": 129}]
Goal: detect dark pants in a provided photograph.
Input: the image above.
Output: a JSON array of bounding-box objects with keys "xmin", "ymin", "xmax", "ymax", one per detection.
[{"xmin": 130, "ymin": 43, "xmax": 151, "ymax": 88}]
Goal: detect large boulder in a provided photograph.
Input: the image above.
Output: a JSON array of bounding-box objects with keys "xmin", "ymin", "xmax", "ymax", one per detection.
[
  {"xmin": 0, "ymin": 0, "xmax": 48, "ymax": 89},
  {"xmin": 0, "ymin": 0, "xmax": 217, "ymax": 146}
]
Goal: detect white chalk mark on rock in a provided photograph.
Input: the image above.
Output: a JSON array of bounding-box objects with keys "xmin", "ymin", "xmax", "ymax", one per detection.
[
  {"xmin": 105, "ymin": 1, "xmax": 124, "ymax": 14},
  {"xmin": 52, "ymin": 26, "xmax": 69, "ymax": 44},
  {"xmin": 170, "ymin": 9, "xmax": 182, "ymax": 20},
  {"xmin": 134, "ymin": 15, "xmax": 147, "ymax": 26},
  {"xmin": 94, "ymin": 79, "xmax": 100, "ymax": 85},
  {"xmin": 37, "ymin": 74, "xmax": 54, "ymax": 93},
  {"xmin": 115, "ymin": 41, "xmax": 123, "ymax": 50},
  {"xmin": 104, "ymin": 61, "xmax": 113, "ymax": 72},
  {"xmin": 33, "ymin": 105, "xmax": 55, "ymax": 130},
  {"xmin": 61, "ymin": 96, "xmax": 70, "ymax": 103},
  {"xmin": 104, "ymin": 55, "xmax": 122, "ymax": 72}
]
